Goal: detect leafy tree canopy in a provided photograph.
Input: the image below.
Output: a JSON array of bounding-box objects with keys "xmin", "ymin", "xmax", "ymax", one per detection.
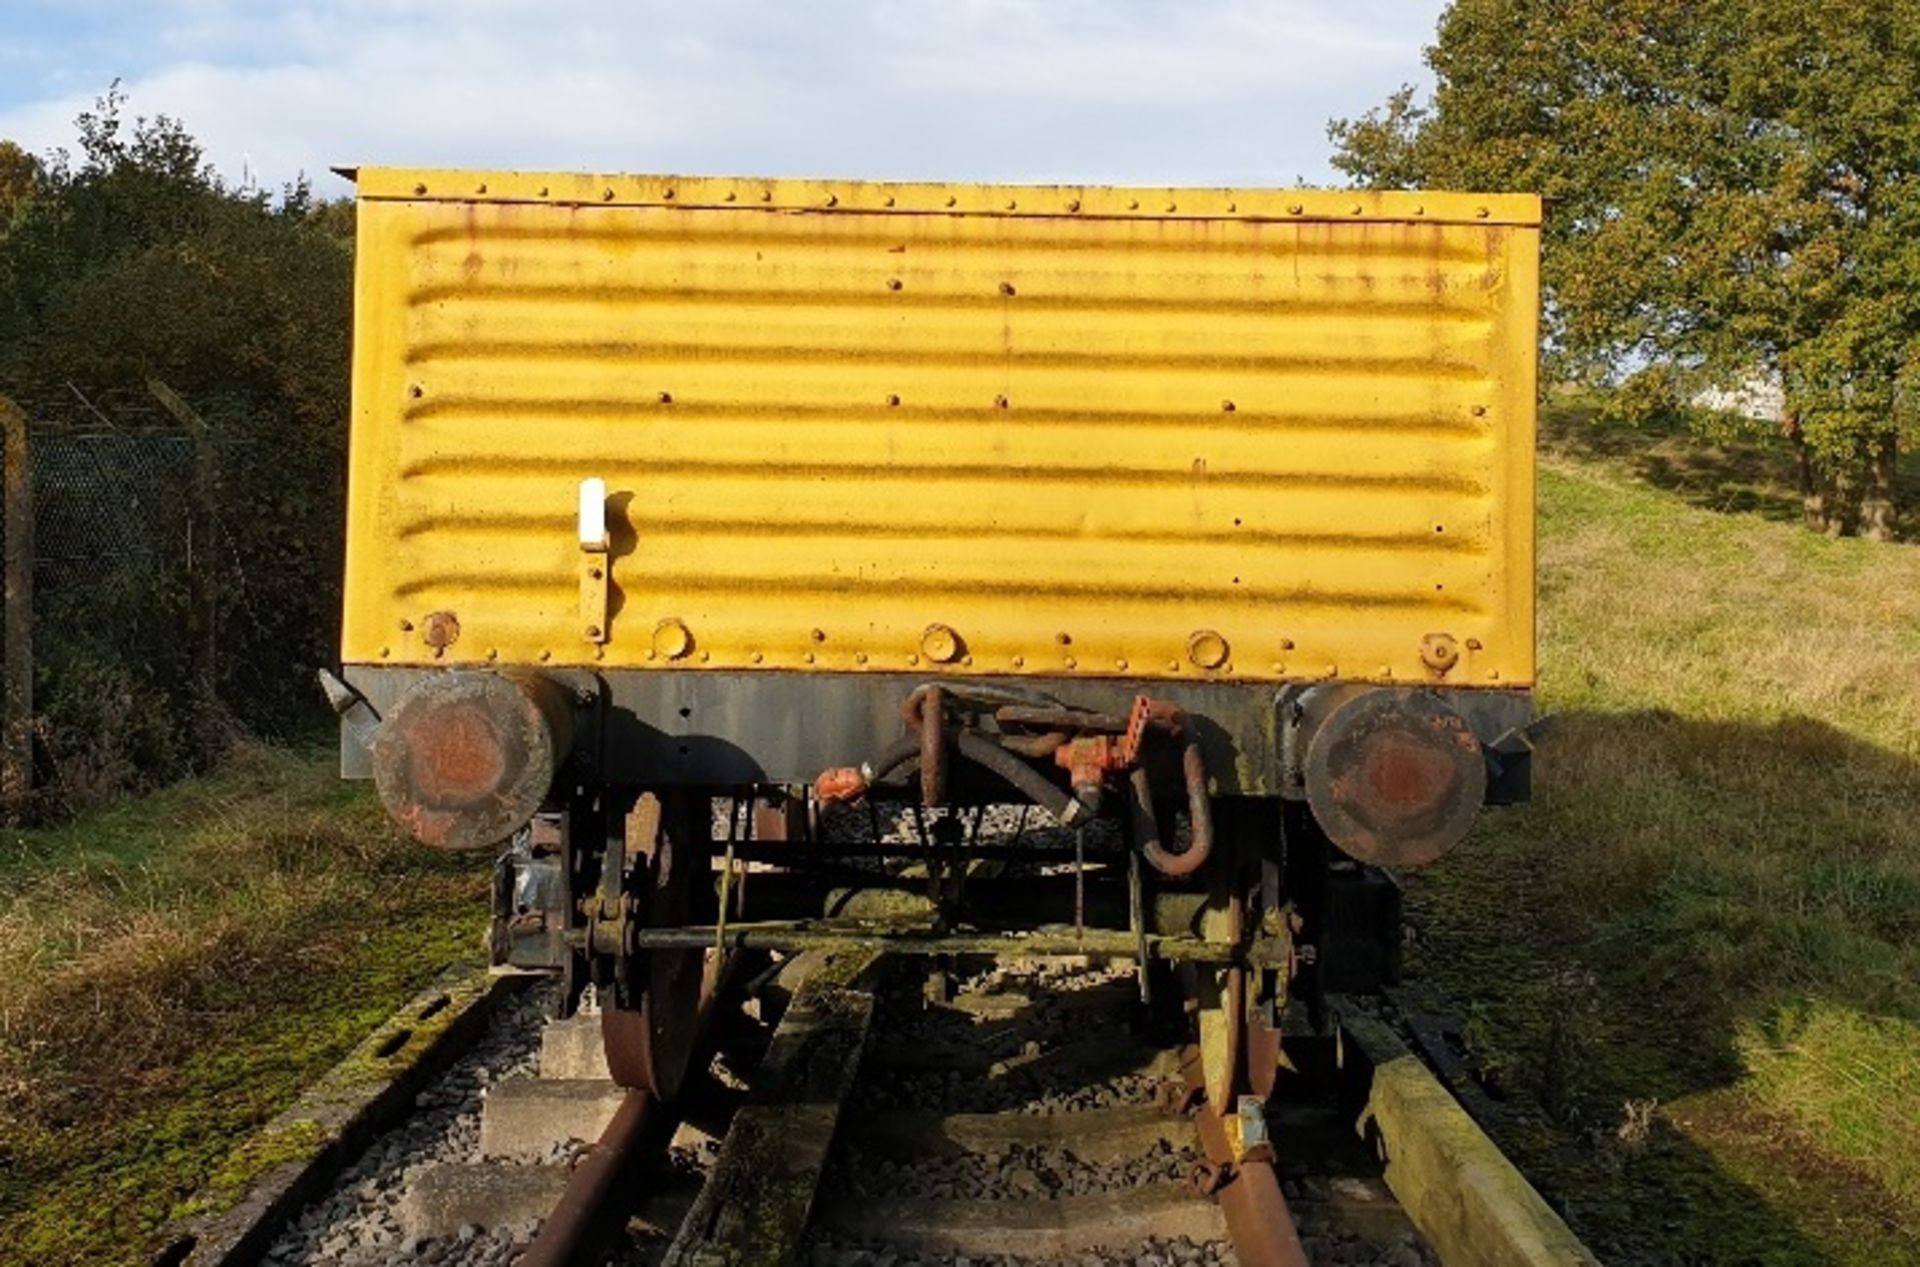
[
  {"xmin": 0, "ymin": 87, "xmax": 357, "ymax": 795},
  {"xmin": 1331, "ymin": 0, "xmax": 1920, "ymax": 538}
]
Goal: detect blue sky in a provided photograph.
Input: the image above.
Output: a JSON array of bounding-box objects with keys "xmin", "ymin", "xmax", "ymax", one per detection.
[{"xmin": 0, "ymin": 1, "xmax": 1446, "ymax": 196}]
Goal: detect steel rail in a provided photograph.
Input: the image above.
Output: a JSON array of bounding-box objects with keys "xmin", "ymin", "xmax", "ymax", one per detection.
[
  {"xmin": 1182, "ymin": 1052, "xmax": 1311, "ymax": 1267},
  {"xmin": 518, "ymin": 1088, "xmax": 663, "ymax": 1267}
]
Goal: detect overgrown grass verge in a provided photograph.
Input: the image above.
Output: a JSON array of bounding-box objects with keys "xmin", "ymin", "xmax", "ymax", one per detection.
[
  {"xmin": 1402, "ymin": 425, "xmax": 1920, "ymax": 1263},
  {"xmin": 0, "ymin": 744, "xmax": 486, "ymax": 1266}
]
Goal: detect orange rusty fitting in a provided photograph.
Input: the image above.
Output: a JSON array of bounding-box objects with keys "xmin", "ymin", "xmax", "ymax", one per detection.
[
  {"xmin": 371, "ymin": 670, "xmax": 574, "ymax": 851},
  {"xmin": 813, "ymin": 766, "xmax": 869, "ymax": 805},
  {"xmin": 1054, "ymin": 734, "xmax": 1119, "ymax": 813}
]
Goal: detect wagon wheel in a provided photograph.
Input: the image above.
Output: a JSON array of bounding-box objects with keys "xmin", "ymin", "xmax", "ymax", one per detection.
[
  {"xmin": 603, "ymin": 789, "xmax": 712, "ymax": 1098},
  {"xmin": 1193, "ymin": 896, "xmax": 1247, "ymax": 1111}
]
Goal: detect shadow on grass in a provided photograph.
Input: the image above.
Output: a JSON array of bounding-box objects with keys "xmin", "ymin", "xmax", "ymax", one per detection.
[
  {"xmin": 1540, "ymin": 404, "xmax": 1920, "ymax": 542},
  {"xmin": 1400, "ymin": 709, "xmax": 1920, "ymax": 1265}
]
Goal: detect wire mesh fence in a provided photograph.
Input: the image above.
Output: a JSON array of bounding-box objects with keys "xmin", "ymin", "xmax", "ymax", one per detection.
[{"xmin": 1, "ymin": 382, "xmax": 344, "ymax": 820}]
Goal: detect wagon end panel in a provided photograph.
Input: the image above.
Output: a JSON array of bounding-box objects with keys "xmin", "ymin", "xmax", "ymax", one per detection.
[{"xmin": 341, "ymin": 173, "xmax": 1538, "ymax": 691}]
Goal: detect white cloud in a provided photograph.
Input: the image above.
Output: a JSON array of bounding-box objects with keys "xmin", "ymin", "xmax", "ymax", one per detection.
[{"xmin": 0, "ymin": 0, "xmax": 1444, "ymax": 196}]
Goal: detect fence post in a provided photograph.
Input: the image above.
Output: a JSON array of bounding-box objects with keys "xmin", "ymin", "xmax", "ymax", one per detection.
[
  {"xmin": 0, "ymin": 396, "xmax": 31, "ymax": 825},
  {"xmin": 147, "ymin": 379, "xmax": 222, "ymax": 762}
]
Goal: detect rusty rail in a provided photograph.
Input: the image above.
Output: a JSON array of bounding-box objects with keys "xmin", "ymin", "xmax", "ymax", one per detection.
[
  {"xmin": 518, "ymin": 1088, "xmax": 663, "ymax": 1267},
  {"xmin": 1182, "ymin": 1052, "xmax": 1311, "ymax": 1267}
]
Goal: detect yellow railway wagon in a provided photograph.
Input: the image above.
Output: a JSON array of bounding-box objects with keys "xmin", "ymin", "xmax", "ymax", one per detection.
[
  {"xmin": 341, "ymin": 170, "xmax": 1536, "ymax": 690},
  {"xmin": 329, "ymin": 168, "xmax": 1540, "ymax": 1099}
]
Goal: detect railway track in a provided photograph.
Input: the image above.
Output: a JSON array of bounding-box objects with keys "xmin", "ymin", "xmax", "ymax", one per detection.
[{"xmin": 233, "ymin": 940, "xmax": 1587, "ymax": 1267}]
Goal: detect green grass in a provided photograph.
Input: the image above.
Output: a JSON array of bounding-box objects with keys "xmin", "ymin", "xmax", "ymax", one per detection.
[
  {"xmin": 1402, "ymin": 413, "xmax": 1920, "ymax": 1263},
  {"xmin": 0, "ymin": 744, "xmax": 486, "ymax": 1266}
]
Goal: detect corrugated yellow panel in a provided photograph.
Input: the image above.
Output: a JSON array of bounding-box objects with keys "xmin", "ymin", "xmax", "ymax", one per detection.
[{"xmin": 342, "ymin": 169, "xmax": 1538, "ymax": 688}]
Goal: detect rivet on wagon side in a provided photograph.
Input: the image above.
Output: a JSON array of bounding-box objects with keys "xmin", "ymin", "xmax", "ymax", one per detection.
[
  {"xmin": 1472, "ymin": 404, "xmax": 1488, "ymax": 417},
  {"xmin": 886, "ymin": 393, "xmax": 901, "ymax": 407},
  {"xmin": 1187, "ymin": 630, "xmax": 1230, "ymax": 670},
  {"xmin": 1066, "ymin": 198, "xmax": 1081, "ymax": 212},
  {"xmin": 657, "ymin": 390, "xmax": 673, "ymax": 404},
  {"xmin": 1222, "ymin": 399, "xmax": 1236, "ymax": 413},
  {"xmin": 884, "ymin": 194, "xmax": 896, "ymax": 207},
  {"xmin": 887, "ymin": 278, "xmax": 903, "ymax": 291},
  {"xmin": 1288, "ymin": 203, "xmax": 1304, "ymax": 215},
  {"xmin": 653, "ymin": 618, "xmax": 693, "ymax": 660},
  {"xmin": 603, "ymin": 187, "xmax": 615, "ymax": 201},
  {"xmin": 999, "ymin": 281, "xmax": 1016, "ymax": 296},
  {"xmin": 921, "ymin": 623, "xmax": 963, "ymax": 664},
  {"xmin": 1127, "ymin": 198, "xmax": 1140, "ymax": 210},
  {"xmin": 1477, "ymin": 206, "xmax": 1491, "ymax": 218},
  {"xmin": 475, "ymin": 182, "xmax": 487, "ymax": 194},
  {"xmin": 946, "ymin": 195, "xmax": 958, "ymax": 207},
  {"xmin": 855, "ymin": 652, "xmax": 869, "ymax": 664},
  {"xmin": 1421, "ymin": 633, "xmax": 1461, "ymax": 674},
  {"xmin": 663, "ymin": 187, "xmax": 676, "ymax": 200},
  {"xmin": 826, "ymin": 193, "xmax": 838, "ymax": 206},
  {"xmin": 413, "ymin": 182, "xmax": 427, "ymax": 195},
  {"xmin": 724, "ymin": 190, "xmax": 737, "ymax": 202}
]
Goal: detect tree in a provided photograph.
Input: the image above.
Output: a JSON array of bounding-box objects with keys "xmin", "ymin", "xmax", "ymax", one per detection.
[
  {"xmin": 1330, "ymin": 0, "xmax": 1920, "ymax": 539},
  {"xmin": 0, "ymin": 87, "xmax": 354, "ymax": 802},
  {"xmin": 0, "ymin": 141, "xmax": 40, "ymax": 222}
]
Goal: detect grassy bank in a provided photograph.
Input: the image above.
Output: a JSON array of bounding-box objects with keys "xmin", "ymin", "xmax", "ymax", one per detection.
[
  {"xmin": 1402, "ymin": 418, "xmax": 1920, "ymax": 1263},
  {"xmin": 0, "ymin": 745, "xmax": 486, "ymax": 1266}
]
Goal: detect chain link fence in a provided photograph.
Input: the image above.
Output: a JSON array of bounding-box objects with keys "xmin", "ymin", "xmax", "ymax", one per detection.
[{"xmin": 2, "ymin": 382, "xmax": 343, "ymax": 819}]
